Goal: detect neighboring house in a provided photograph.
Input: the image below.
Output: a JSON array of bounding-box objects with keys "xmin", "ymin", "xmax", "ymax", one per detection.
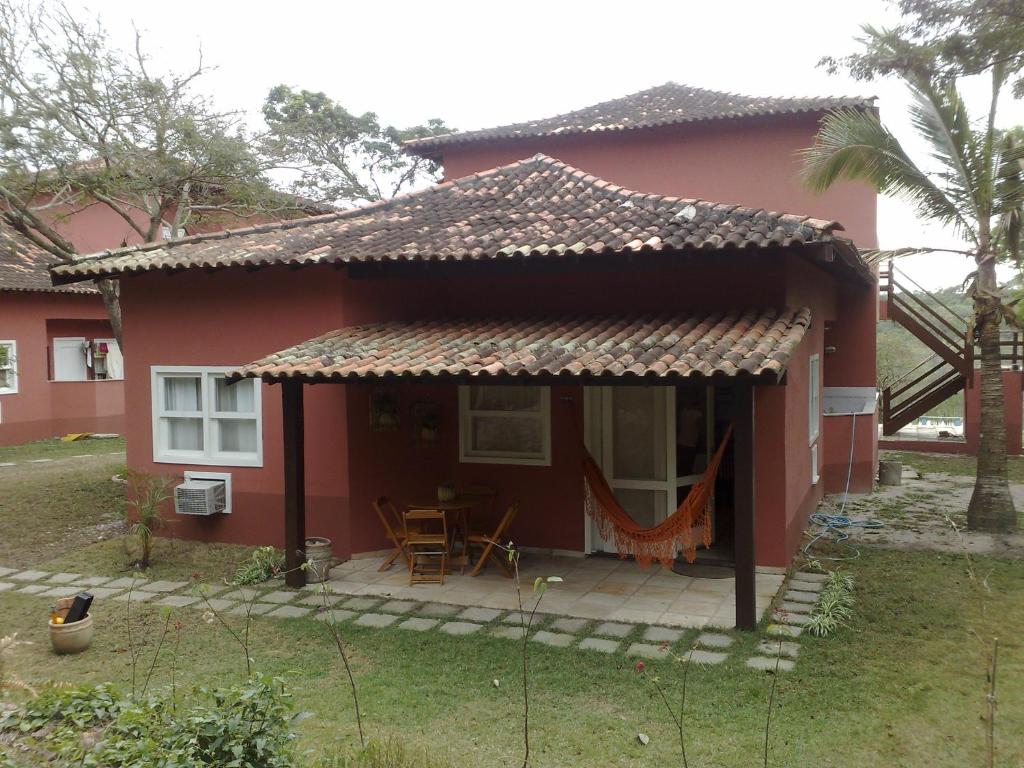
[
  {"xmin": 52, "ymin": 83, "xmax": 879, "ymax": 629},
  {"xmin": 0, "ymin": 220, "xmax": 124, "ymax": 444}
]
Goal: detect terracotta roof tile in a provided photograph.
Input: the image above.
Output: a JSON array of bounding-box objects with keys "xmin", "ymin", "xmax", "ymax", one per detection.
[
  {"xmin": 405, "ymin": 82, "xmax": 873, "ymax": 156},
  {"xmin": 53, "ymin": 155, "xmax": 861, "ymax": 284},
  {"xmin": 232, "ymin": 308, "xmax": 811, "ymax": 383},
  {"xmin": 0, "ymin": 220, "xmax": 96, "ymax": 294}
]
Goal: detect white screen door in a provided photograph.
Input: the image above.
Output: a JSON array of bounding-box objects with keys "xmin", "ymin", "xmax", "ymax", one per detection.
[{"xmin": 52, "ymin": 337, "xmax": 87, "ymax": 381}]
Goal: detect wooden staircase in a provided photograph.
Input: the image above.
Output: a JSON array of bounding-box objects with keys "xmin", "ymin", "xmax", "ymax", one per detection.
[{"xmin": 879, "ymin": 263, "xmax": 973, "ymax": 436}]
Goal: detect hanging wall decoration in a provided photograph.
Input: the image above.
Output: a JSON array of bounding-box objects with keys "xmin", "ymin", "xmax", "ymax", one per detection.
[
  {"xmin": 370, "ymin": 388, "xmax": 400, "ymax": 431},
  {"xmin": 411, "ymin": 401, "xmax": 441, "ymax": 445}
]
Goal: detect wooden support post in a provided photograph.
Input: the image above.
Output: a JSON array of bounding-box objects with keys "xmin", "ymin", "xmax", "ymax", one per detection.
[
  {"xmin": 733, "ymin": 381, "xmax": 756, "ymax": 631},
  {"xmin": 282, "ymin": 379, "xmax": 306, "ymax": 588}
]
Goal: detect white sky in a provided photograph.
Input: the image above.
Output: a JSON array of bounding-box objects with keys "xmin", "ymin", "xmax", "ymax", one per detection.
[{"xmin": 68, "ymin": 0, "xmax": 1024, "ymax": 290}]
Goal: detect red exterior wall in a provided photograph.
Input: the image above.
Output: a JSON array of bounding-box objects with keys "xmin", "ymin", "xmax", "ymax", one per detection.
[{"xmin": 0, "ymin": 292, "xmax": 124, "ymax": 444}]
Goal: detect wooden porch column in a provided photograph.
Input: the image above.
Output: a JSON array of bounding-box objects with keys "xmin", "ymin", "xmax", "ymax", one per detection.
[
  {"xmin": 282, "ymin": 378, "xmax": 306, "ymax": 588},
  {"xmin": 733, "ymin": 381, "xmax": 756, "ymax": 631}
]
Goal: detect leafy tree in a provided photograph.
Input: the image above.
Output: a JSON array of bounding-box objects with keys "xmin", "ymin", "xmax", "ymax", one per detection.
[
  {"xmin": 804, "ymin": 2, "xmax": 1024, "ymax": 532},
  {"xmin": 0, "ymin": 2, "xmax": 295, "ymax": 346},
  {"xmin": 261, "ymin": 85, "xmax": 451, "ymax": 207}
]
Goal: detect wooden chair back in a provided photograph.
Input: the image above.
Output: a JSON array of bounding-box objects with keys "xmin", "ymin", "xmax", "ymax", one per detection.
[
  {"xmin": 404, "ymin": 508, "xmax": 448, "ymax": 542},
  {"xmin": 373, "ymin": 497, "xmax": 403, "ymax": 542},
  {"xmin": 404, "ymin": 508, "xmax": 449, "ymax": 585}
]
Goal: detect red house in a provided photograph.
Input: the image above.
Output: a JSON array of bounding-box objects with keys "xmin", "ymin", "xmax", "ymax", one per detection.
[{"xmin": 52, "ymin": 83, "xmax": 880, "ymax": 629}]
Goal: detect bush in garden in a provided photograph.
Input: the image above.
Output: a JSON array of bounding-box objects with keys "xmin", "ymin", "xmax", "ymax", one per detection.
[{"xmin": 232, "ymin": 545, "xmax": 287, "ymax": 585}]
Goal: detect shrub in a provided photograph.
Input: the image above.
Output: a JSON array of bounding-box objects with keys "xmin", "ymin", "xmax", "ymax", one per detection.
[
  {"xmin": 806, "ymin": 570, "xmax": 855, "ymax": 637},
  {"xmin": 233, "ymin": 545, "xmax": 286, "ymax": 585},
  {"xmin": 125, "ymin": 471, "xmax": 176, "ymax": 569}
]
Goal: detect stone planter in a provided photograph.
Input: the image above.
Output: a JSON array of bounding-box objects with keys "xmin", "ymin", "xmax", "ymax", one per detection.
[
  {"xmin": 49, "ymin": 598, "xmax": 94, "ymax": 655},
  {"xmin": 878, "ymin": 460, "xmax": 902, "ymax": 486},
  {"xmin": 304, "ymin": 537, "xmax": 333, "ymax": 583}
]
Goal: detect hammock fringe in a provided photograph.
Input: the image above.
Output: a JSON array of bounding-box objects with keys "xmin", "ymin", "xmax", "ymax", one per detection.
[{"xmin": 583, "ymin": 425, "xmax": 733, "ymax": 569}]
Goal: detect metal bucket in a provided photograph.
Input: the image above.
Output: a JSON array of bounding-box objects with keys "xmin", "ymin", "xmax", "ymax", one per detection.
[{"xmin": 304, "ymin": 537, "xmax": 333, "ymax": 583}]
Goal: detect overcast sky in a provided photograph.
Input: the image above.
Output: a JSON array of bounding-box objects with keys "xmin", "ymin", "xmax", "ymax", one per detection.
[{"xmin": 68, "ymin": 0, "xmax": 1024, "ymax": 290}]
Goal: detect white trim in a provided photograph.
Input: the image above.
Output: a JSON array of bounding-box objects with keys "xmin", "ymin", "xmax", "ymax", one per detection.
[
  {"xmin": 52, "ymin": 336, "xmax": 88, "ymax": 382},
  {"xmin": 811, "ymin": 443, "xmax": 820, "ymax": 485},
  {"xmin": 150, "ymin": 366, "xmax": 263, "ymax": 468},
  {"xmin": 0, "ymin": 340, "xmax": 17, "ymax": 395},
  {"xmin": 808, "ymin": 353, "xmax": 821, "ymax": 445},
  {"xmin": 458, "ymin": 385, "xmax": 551, "ymax": 466},
  {"xmin": 184, "ymin": 470, "xmax": 233, "ymax": 514}
]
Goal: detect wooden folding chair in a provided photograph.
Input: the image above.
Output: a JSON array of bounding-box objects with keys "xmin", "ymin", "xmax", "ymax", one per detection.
[
  {"xmin": 372, "ymin": 496, "xmax": 409, "ymax": 572},
  {"xmin": 467, "ymin": 503, "xmax": 518, "ymax": 577},
  {"xmin": 404, "ymin": 508, "xmax": 450, "ymax": 585}
]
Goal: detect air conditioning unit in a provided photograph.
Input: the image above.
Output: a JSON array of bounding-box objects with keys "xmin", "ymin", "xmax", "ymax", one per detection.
[{"xmin": 174, "ymin": 478, "xmax": 226, "ymax": 516}]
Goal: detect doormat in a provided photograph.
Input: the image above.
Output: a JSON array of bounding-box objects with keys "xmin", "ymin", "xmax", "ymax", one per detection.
[{"xmin": 670, "ymin": 562, "xmax": 734, "ymax": 579}]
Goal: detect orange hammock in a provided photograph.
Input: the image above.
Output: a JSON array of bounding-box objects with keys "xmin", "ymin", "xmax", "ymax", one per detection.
[{"xmin": 583, "ymin": 425, "xmax": 734, "ymax": 569}]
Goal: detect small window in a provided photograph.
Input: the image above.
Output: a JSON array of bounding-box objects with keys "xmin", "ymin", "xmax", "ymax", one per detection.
[
  {"xmin": 151, "ymin": 366, "xmax": 262, "ymax": 467},
  {"xmin": 458, "ymin": 385, "xmax": 551, "ymax": 465},
  {"xmin": 0, "ymin": 341, "xmax": 17, "ymax": 395},
  {"xmin": 808, "ymin": 354, "xmax": 821, "ymax": 445}
]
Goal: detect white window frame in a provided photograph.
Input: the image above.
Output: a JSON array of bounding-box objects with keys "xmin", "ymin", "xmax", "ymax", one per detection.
[
  {"xmin": 808, "ymin": 354, "xmax": 821, "ymax": 445},
  {"xmin": 0, "ymin": 340, "xmax": 17, "ymax": 395},
  {"xmin": 151, "ymin": 366, "xmax": 263, "ymax": 467},
  {"xmin": 458, "ymin": 385, "xmax": 551, "ymax": 466}
]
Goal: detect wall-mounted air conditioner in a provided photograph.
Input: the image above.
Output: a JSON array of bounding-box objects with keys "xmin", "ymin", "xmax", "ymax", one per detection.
[{"xmin": 173, "ymin": 471, "xmax": 233, "ymax": 516}]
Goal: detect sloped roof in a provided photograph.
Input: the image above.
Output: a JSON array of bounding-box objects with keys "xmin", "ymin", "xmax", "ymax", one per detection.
[
  {"xmin": 405, "ymin": 82, "xmax": 873, "ymax": 157},
  {"xmin": 231, "ymin": 307, "xmax": 811, "ymax": 383},
  {"xmin": 52, "ymin": 154, "xmax": 863, "ymax": 285},
  {"xmin": 0, "ymin": 219, "xmax": 96, "ymax": 294}
]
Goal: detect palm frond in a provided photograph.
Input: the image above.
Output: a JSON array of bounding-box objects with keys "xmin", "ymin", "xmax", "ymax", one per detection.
[
  {"xmin": 859, "ymin": 246, "xmax": 973, "ymax": 266},
  {"xmin": 801, "ymin": 108, "xmax": 975, "ymax": 241},
  {"xmin": 994, "ymin": 131, "xmax": 1024, "ymax": 264}
]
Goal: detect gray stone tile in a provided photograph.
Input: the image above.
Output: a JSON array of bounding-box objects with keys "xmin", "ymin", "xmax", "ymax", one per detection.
[
  {"xmin": 779, "ymin": 601, "xmax": 813, "ymax": 614},
  {"xmin": 38, "ymin": 585, "xmax": 77, "ymax": 597},
  {"xmin": 398, "ymin": 617, "xmax": 438, "ymax": 632},
  {"xmin": 578, "ymin": 637, "xmax": 620, "ymax": 654},
  {"xmin": 86, "ymin": 587, "xmax": 125, "ymax": 600},
  {"xmin": 157, "ymin": 595, "xmax": 199, "ymax": 608},
  {"xmin": 114, "ymin": 591, "xmax": 157, "ymax": 603},
  {"xmin": 766, "ymin": 623, "xmax": 803, "ymax": 638},
  {"xmin": 626, "ymin": 642, "xmax": 669, "ymax": 660},
  {"xmin": 267, "ymin": 605, "xmax": 311, "ymax": 619},
  {"xmin": 355, "ymin": 612, "xmax": 398, "ymax": 628},
  {"xmin": 418, "ymin": 602, "xmax": 462, "ymax": 618},
  {"xmin": 95, "ymin": 576, "xmax": 143, "ymax": 589},
  {"xmin": 783, "ymin": 590, "xmax": 818, "ymax": 604},
  {"xmin": 788, "ymin": 579, "xmax": 824, "ymax": 593},
  {"xmin": 500, "ymin": 611, "xmax": 534, "ymax": 625},
  {"xmin": 457, "ymin": 607, "xmax": 501, "ymax": 623},
  {"xmin": 315, "ymin": 609, "xmax": 356, "ymax": 624},
  {"xmin": 259, "ymin": 590, "xmax": 297, "ymax": 604},
  {"xmin": 774, "ymin": 610, "xmax": 811, "ymax": 626},
  {"xmin": 229, "ymin": 602, "xmax": 275, "ymax": 616},
  {"xmin": 77, "ymin": 576, "xmax": 113, "ymax": 587},
  {"xmin": 195, "ymin": 584, "xmax": 230, "ymax": 596},
  {"xmin": 143, "ymin": 580, "xmax": 187, "ymax": 593},
  {"xmin": 758, "ymin": 639, "xmax": 800, "ymax": 658},
  {"xmin": 221, "ymin": 588, "xmax": 261, "ymax": 602},
  {"xmin": 531, "ymin": 630, "xmax": 574, "ymax": 648},
  {"xmin": 16, "ymin": 584, "xmax": 50, "ymax": 594},
  {"xmin": 201, "ymin": 598, "xmax": 235, "ymax": 612},
  {"xmin": 439, "ymin": 621, "xmax": 482, "ymax": 636},
  {"xmin": 689, "ymin": 649, "xmax": 727, "ymax": 665},
  {"xmin": 378, "ymin": 600, "xmax": 418, "ymax": 615},
  {"xmin": 594, "ymin": 621, "xmax": 632, "ymax": 638},
  {"xmin": 342, "ymin": 597, "xmax": 380, "ymax": 611},
  {"xmin": 10, "ymin": 570, "xmax": 49, "ymax": 582},
  {"xmin": 794, "ymin": 571, "xmax": 827, "ymax": 583},
  {"xmin": 746, "ymin": 656, "xmax": 795, "ymax": 672},
  {"xmin": 550, "ymin": 617, "xmax": 589, "ymax": 634},
  {"xmin": 46, "ymin": 573, "xmax": 83, "ymax": 584},
  {"xmin": 0, "ymin": 581, "xmax": 18, "ymax": 592},
  {"xmin": 642, "ymin": 626, "xmax": 683, "ymax": 644},
  {"xmin": 695, "ymin": 632, "xmax": 734, "ymax": 649},
  {"xmin": 491, "ymin": 626, "xmax": 523, "ymax": 640},
  {"xmin": 0, "ymin": 567, "xmax": 16, "ymax": 578},
  {"xmin": 298, "ymin": 593, "xmax": 345, "ymax": 607}
]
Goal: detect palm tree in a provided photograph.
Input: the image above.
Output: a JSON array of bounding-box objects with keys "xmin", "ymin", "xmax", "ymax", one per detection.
[{"xmin": 802, "ymin": 72, "xmax": 1023, "ymax": 533}]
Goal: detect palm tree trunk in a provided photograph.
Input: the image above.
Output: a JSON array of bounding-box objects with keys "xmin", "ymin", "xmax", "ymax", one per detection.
[{"xmin": 967, "ymin": 258, "xmax": 1017, "ymax": 532}]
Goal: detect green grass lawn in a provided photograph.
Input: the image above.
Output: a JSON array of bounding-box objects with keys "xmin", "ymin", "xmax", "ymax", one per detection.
[
  {"xmin": 881, "ymin": 448, "xmax": 1024, "ymax": 483},
  {"xmin": 0, "ymin": 435, "xmax": 125, "ymax": 463}
]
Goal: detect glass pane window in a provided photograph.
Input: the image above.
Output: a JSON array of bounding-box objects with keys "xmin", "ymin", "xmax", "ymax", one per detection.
[
  {"xmin": 809, "ymin": 354, "xmax": 821, "ymax": 443},
  {"xmin": 0, "ymin": 341, "xmax": 16, "ymax": 394},
  {"xmin": 460, "ymin": 385, "xmax": 550, "ymax": 465},
  {"xmin": 152, "ymin": 367, "xmax": 262, "ymax": 466}
]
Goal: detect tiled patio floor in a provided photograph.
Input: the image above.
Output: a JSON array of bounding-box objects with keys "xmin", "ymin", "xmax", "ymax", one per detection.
[{"xmin": 322, "ymin": 554, "xmax": 785, "ymax": 629}]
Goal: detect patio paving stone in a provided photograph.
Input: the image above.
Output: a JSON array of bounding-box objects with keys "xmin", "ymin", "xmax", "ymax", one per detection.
[
  {"xmin": 550, "ymin": 617, "xmax": 589, "ymax": 634},
  {"xmin": 267, "ymin": 605, "xmax": 311, "ymax": 619},
  {"xmin": 659, "ymin": 613, "xmax": 709, "ymax": 629},
  {"xmin": 794, "ymin": 571, "xmax": 827, "ymax": 583},
  {"xmin": 315, "ymin": 609, "xmax": 356, "ymax": 623},
  {"xmin": 229, "ymin": 602, "xmax": 276, "ymax": 616},
  {"xmin": 157, "ymin": 595, "xmax": 199, "ymax": 608},
  {"xmin": 695, "ymin": 632, "xmax": 734, "ymax": 649},
  {"xmin": 439, "ymin": 621, "xmax": 482, "ymax": 636},
  {"xmin": 222, "ymin": 588, "xmax": 261, "ymax": 602},
  {"xmin": 491, "ymin": 626, "xmax": 524, "ymax": 640},
  {"xmin": 260, "ymin": 590, "xmax": 298, "ymax": 604},
  {"xmin": 593, "ymin": 621, "xmax": 633, "ymax": 638},
  {"xmin": 102, "ymin": 577, "xmax": 148, "ymax": 589},
  {"xmin": 143, "ymin": 580, "xmax": 187, "ymax": 593},
  {"xmin": 457, "ymin": 607, "xmax": 502, "ymax": 623},
  {"xmin": 578, "ymin": 637, "xmax": 620, "ymax": 654},
  {"xmin": 689, "ymin": 649, "xmax": 728, "ymax": 665},
  {"xmin": 0, "ymin": 567, "xmax": 15, "ymax": 578},
  {"xmin": 531, "ymin": 631, "xmax": 574, "ymax": 648},
  {"xmin": 788, "ymin": 579, "xmax": 824, "ymax": 593},
  {"xmin": 378, "ymin": 600, "xmax": 418, "ymax": 614},
  {"xmin": 0, "ymin": 582, "xmax": 14, "ymax": 592},
  {"xmin": 398, "ymin": 617, "xmax": 438, "ymax": 632},
  {"xmin": 746, "ymin": 656, "xmax": 795, "ymax": 672},
  {"xmin": 46, "ymin": 573, "xmax": 82, "ymax": 584},
  {"xmin": 766, "ymin": 623, "xmax": 803, "ymax": 638},
  {"xmin": 10, "ymin": 570, "xmax": 49, "ymax": 582},
  {"xmin": 417, "ymin": 602, "xmax": 462, "ymax": 618},
  {"xmin": 642, "ymin": 626, "xmax": 684, "ymax": 644},
  {"xmin": 626, "ymin": 642, "xmax": 669, "ymax": 660},
  {"xmin": 38, "ymin": 585, "xmax": 79, "ymax": 597},
  {"xmin": 114, "ymin": 591, "xmax": 157, "ymax": 603},
  {"xmin": 87, "ymin": 587, "xmax": 125, "ymax": 600},
  {"xmin": 298, "ymin": 593, "xmax": 345, "ymax": 607},
  {"xmin": 356, "ymin": 613, "xmax": 399, "ymax": 628},
  {"xmin": 342, "ymin": 597, "xmax": 380, "ymax": 610},
  {"xmin": 758, "ymin": 639, "xmax": 800, "ymax": 658},
  {"xmin": 778, "ymin": 601, "xmax": 813, "ymax": 614},
  {"xmin": 774, "ymin": 610, "xmax": 811, "ymax": 626},
  {"xmin": 783, "ymin": 590, "xmax": 818, "ymax": 604},
  {"xmin": 77, "ymin": 576, "xmax": 114, "ymax": 587},
  {"xmin": 201, "ymin": 598, "xmax": 235, "ymax": 612},
  {"xmin": 17, "ymin": 584, "xmax": 50, "ymax": 594}
]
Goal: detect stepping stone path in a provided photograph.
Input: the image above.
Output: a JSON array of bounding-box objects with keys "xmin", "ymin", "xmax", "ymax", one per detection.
[{"xmin": 0, "ymin": 563, "xmax": 839, "ymax": 671}]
